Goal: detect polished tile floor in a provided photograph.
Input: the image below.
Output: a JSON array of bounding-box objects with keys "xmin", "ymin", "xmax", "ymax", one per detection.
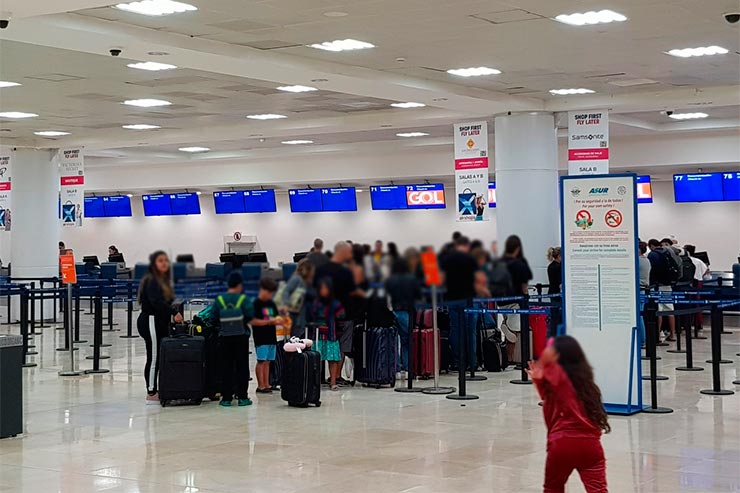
[{"xmin": 1, "ymin": 310, "xmax": 739, "ymax": 493}]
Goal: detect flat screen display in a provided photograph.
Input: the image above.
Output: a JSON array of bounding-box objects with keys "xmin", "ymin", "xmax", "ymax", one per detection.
[
  {"xmin": 488, "ymin": 182, "xmax": 496, "ymax": 208},
  {"xmin": 370, "ymin": 185, "xmax": 408, "ymax": 210},
  {"xmin": 169, "ymin": 193, "xmax": 201, "ymax": 215},
  {"xmin": 406, "ymin": 183, "xmax": 446, "ymax": 209},
  {"xmin": 244, "ymin": 189, "xmax": 277, "ymax": 213},
  {"xmin": 142, "ymin": 194, "xmax": 172, "ymax": 216},
  {"xmin": 214, "ymin": 191, "xmax": 245, "ymax": 214},
  {"xmin": 321, "ymin": 187, "xmax": 357, "ymax": 212},
  {"xmin": 722, "ymin": 172, "xmax": 740, "ymax": 201},
  {"xmin": 636, "ymin": 175, "xmax": 653, "ymax": 204},
  {"xmin": 84, "ymin": 197, "xmax": 105, "ymax": 218},
  {"xmin": 289, "ymin": 189, "xmax": 323, "ymax": 212},
  {"xmin": 673, "ymin": 173, "xmax": 723, "ymax": 203},
  {"xmin": 102, "ymin": 195, "xmax": 132, "ymax": 217}
]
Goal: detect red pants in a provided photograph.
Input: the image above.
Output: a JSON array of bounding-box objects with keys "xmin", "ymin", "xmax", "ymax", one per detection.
[{"xmin": 544, "ymin": 437, "xmax": 607, "ymax": 493}]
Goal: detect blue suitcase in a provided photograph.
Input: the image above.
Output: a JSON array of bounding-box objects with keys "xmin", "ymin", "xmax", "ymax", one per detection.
[{"xmin": 355, "ymin": 326, "xmax": 397, "ymax": 388}]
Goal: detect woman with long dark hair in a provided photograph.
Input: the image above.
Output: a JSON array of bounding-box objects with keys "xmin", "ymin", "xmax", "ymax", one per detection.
[
  {"xmin": 528, "ymin": 335, "xmax": 610, "ymax": 493},
  {"xmin": 137, "ymin": 251, "xmax": 182, "ymax": 404}
]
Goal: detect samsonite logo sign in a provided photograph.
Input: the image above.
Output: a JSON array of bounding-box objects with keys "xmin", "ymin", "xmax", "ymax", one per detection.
[{"xmin": 407, "ymin": 189, "xmax": 445, "ymax": 206}]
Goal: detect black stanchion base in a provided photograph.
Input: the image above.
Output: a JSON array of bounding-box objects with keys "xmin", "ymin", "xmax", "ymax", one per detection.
[
  {"xmin": 22, "ymin": 363, "xmax": 38, "ymax": 368},
  {"xmin": 466, "ymin": 375, "xmax": 488, "ymax": 381},
  {"xmin": 28, "ymin": 344, "xmax": 35, "ymax": 349},
  {"xmin": 84, "ymin": 369, "xmax": 110, "ymax": 374},
  {"xmin": 721, "ymin": 331, "xmax": 734, "ymax": 335},
  {"xmin": 641, "ymin": 355, "xmax": 662, "ymax": 361},
  {"xmin": 642, "ymin": 406, "xmax": 673, "ymax": 414},
  {"xmin": 656, "ymin": 342, "xmax": 670, "ymax": 347},
  {"xmin": 705, "ymin": 359, "xmax": 733, "ymax": 365},
  {"xmin": 85, "ymin": 355, "xmax": 110, "ymax": 360},
  {"xmin": 446, "ymin": 393, "xmax": 479, "ymax": 400},
  {"xmin": 641, "ymin": 375, "xmax": 669, "ymax": 381},
  {"xmin": 666, "ymin": 349, "xmax": 686, "ymax": 354},
  {"xmin": 120, "ymin": 335, "xmax": 138, "ymax": 339},
  {"xmin": 26, "ymin": 350, "xmax": 38, "ymax": 356},
  {"xmin": 676, "ymin": 366, "xmax": 704, "ymax": 372},
  {"xmin": 510, "ymin": 379, "xmax": 533, "ymax": 385},
  {"xmin": 56, "ymin": 347, "xmax": 79, "ymax": 352},
  {"xmin": 55, "ymin": 326, "xmax": 65, "ymax": 331},
  {"xmin": 421, "ymin": 387, "xmax": 456, "ymax": 395},
  {"xmin": 91, "ymin": 343, "xmax": 113, "ymax": 348},
  {"xmin": 103, "ymin": 329, "xmax": 120, "ymax": 332},
  {"xmin": 700, "ymin": 389, "xmax": 734, "ymax": 396},
  {"xmin": 73, "ymin": 340, "xmax": 88, "ymax": 344},
  {"xmin": 394, "ymin": 387, "xmax": 423, "ymax": 393},
  {"xmin": 58, "ymin": 371, "xmax": 83, "ymax": 377},
  {"xmin": 733, "ymin": 380, "xmax": 740, "ymax": 385}
]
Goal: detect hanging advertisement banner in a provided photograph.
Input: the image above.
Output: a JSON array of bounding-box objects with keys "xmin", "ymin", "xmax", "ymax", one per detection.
[
  {"xmin": 0, "ymin": 148, "xmax": 11, "ymax": 231},
  {"xmin": 560, "ymin": 174, "xmax": 642, "ymax": 415},
  {"xmin": 453, "ymin": 121, "xmax": 489, "ymax": 222},
  {"xmin": 59, "ymin": 148, "xmax": 84, "ymax": 227},
  {"xmin": 567, "ymin": 110, "xmax": 609, "ymax": 175}
]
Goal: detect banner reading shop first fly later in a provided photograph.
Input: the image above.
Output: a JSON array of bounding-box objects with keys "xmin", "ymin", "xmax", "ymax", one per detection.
[
  {"xmin": 0, "ymin": 147, "xmax": 12, "ymax": 232},
  {"xmin": 568, "ymin": 110, "xmax": 609, "ymax": 175},
  {"xmin": 59, "ymin": 147, "xmax": 84, "ymax": 227}
]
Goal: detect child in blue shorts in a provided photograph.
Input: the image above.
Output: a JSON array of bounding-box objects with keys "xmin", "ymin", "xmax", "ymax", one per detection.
[{"xmin": 250, "ymin": 278, "xmax": 284, "ymax": 394}]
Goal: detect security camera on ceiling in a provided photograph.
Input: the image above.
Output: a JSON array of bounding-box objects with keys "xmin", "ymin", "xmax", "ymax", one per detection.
[
  {"xmin": 0, "ymin": 11, "xmax": 11, "ymax": 29},
  {"xmin": 723, "ymin": 12, "xmax": 740, "ymax": 24},
  {"xmin": 110, "ymin": 48, "xmax": 123, "ymax": 57}
]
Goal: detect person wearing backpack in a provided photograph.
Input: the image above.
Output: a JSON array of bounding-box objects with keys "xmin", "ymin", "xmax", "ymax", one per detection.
[
  {"xmin": 647, "ymin": 239, "xmax": 677, "ymax": 342},
  {"xmin": 214, "ymin": 271, "xmax": 255, "ymax": 407}
]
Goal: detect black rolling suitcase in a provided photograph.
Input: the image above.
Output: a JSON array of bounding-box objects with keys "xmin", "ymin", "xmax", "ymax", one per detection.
[
  {"xmin": 270, "ymin": 340, "xmax": 285, "ymax": 389},
  {"xmin": 159, "ymin": 329, "xmax": 206, "ymax": 407},
  {"xmin": 355, "ymin": 325, "xmax": 397, "ymax": 388},
  {"xmin": 281, "ymin": 350, "xmax": 321, "ymax": 407}
]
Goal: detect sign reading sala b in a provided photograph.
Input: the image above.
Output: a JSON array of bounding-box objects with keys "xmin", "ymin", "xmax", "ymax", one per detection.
[{"xmin": 59, "ymin": 148, "xmax": 85, "ymax": 227}]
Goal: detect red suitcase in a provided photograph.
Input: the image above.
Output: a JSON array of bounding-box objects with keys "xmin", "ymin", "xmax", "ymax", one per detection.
[{"xmin": 530, "ymin": 307, "xmax": 549, "ymax": 359}]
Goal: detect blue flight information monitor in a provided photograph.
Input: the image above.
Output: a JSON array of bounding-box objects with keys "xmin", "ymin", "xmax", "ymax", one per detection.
[
  {"xmin": 370, "ymin": 185, "xmax": 407, "ymax": 210},
  {"xmin": 636, "ymin": 175, "xmax": 653, "ymax": 204},
  {"xmin": 321, "ymin": 187, "xmax": 357, "ymax": 212},
  {"xmin": 722, "ymin": 172, "xmax": 740, "ymax": 201},
  {"xmin": 142, "ymin": 194, "xmax": 173, "ymax": 216},
  {"xmin": 103, "ymin": 195, "xmax": 132, "ymax": 217},
  {"xmin": 170, "ymin": 193, "xmax": 201, "ymax": 215},
  {"xmin": 84, "ymin": 197, "xmax": 105, "ymax": 218},
  {"xmin": 213, "ymin": 191, "xmax": 245, "ymax": 214},
  {"xmin": 673, "ymin": 173, "xmax": 723, "ymax": 203},
  {"xmin": 289, "ymin": 189, "xmax": 323, "ymax": 212},
  {"xmin": 406, "ymin": 183, "xmax": 446, "ymax": 209},
  {"xmin": 244, "ymin": 189, "xmax": 277, "ymax": 213},
  {"xmin": 488, "ymin": 182, "xmax": 496, "ymax": 208}
]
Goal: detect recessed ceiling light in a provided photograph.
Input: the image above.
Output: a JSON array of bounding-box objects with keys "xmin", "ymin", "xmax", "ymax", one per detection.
[
  {"xmin": 390, "ymin": 102, "xmax": 426, "ymax": 109},
  {"xmin": 608, "ymin": 78, "xmax": 658, "ymax": 87},
  {"xmin": 115, "ymin": 0, "xmax": 197, "ymax": 16},
  {"xmin": 554, "ymin": 10, "xmax": 627, "ymax": 26},
  {"xmin": 311, "ymin": 78, "xmax": 329, "ymax": 83},
  {"xmin": 276, "ymin": 85, "xmax": 318, "ymax": 93},
  {"xmin": 127, "ymin": 61, "xmax": 177, "ymax": 71},
  {"xmin": 34, "ymin": 131, "xmax": 70, "ymax": 137},
  {"xmin": 122, "ymin": 124, "xmax": 161, "ymax": 130},
  {"xmin": 0, "ymin": 81, "xmax": 21, "ymax": 88},
  {"xmin": 195, "ymin": 191, "xmax": 202, "ymax": 195},
  {"xmin": 666, "ymin": 46, "xmax": 729, "ymax": 58},
  {"xmin": 308, "ymin": 39, "xmax": 375, "ymax": 52},
  {"xmin": 396, "ymin": 132, "xmax": 430, "ymax": 137},
  {"xmin": 549, "ymin": 88, "xmax": 595, "ymax": 95},
  {"xmin": 247, "ymin": 114, "xmax": 287, "ymax": 120},
  {"xmin": 281, "ymin": 140, "xmax": 313, "ymax": 145},
  {"xmin": 668, "ymin": 112, "xmax": 708, "ymax": 120},
  {"xmin": 323, "ymin": 11, "xmax": 348, "ymax": 17},
  {"xmin": 0, "ymin": 112, "xmax": 38, "ymax": 119},
  {"xmin": 147, "ymin": 51, "xmax": 170, "ymax": 56},
  {"xmin": 122, "ymin": 98, "xmax": 171, "ymax": 107},
  {"xmin": 446, "ymin": 67, "xmax": 502, "ymax": 77},
  {"xmin": 178, "ymin": 146, "xmax": 210, "ymax": 153}
]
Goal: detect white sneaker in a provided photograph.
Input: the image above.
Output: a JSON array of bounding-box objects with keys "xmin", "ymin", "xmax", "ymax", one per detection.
[
  {"xmin": 145, "ymin": 393, "xmax": 159, "ymax": 405},
  {"xmin": 500, "ymin": 323, "xmax": 517, "ymax": 343}
]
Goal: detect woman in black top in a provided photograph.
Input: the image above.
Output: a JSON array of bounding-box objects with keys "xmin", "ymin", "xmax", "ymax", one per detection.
[
  {"xmin": 137, "ymin": 251, "xmax": 182, "ymax": 403},
  {"xmin": 547, "ymin": 247, "xmax": 562, "ymax": 295}
]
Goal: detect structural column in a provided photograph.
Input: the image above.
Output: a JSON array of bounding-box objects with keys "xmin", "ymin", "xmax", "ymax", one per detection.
[
  {"xmin": 494, "ymin": 113, "xmax": 559, "ymax": 282},
  {"xmin": 10, "ymin": 149, "xmax": 59, "ymax": 319}
]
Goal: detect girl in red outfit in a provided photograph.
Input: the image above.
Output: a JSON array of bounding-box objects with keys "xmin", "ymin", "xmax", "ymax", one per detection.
[{"xmin": 527, "ymin": 336, "xmax": 610, "ymax": 493}]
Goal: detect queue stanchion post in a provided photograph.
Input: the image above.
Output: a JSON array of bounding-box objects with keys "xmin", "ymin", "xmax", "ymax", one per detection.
[
  {"xmin": 421, "ymin": 283, "xmax": 455, "ymax": 396},
  {"xmin": 59, "ymin": 280, "xmax": 82, "ymax": 377},
  {"xmin": 29, "ymin": 282, "xmax": 37, "ymax": 336},
  {"xmin": 705, "ymin": 304, "xmax": 733, "ymax": 365},
  {"xmin": 700, "ymin": 304, "xmax": 734, "ymax": 396},
  {"xmin": 642, "ymin": 299, "xmax": 668, "ymax": 381},
  {"xmin": 641, "ymin": 300, "xmax": 672, "ymax": 414},
  {"xmin": 53, "ymin": 278, "xmax": 58, "ymax": 326},
  {"xmin": 73, "ymin": 288, "xmax": 87, "ymax": 344},
  {"xmin": 25, "ymin": 289, "xmax": 38, "ymax": 356},
  {"xmin": 38, "ymin": 280, "xmax": 46, "ymax": 328},
  {"xmin": 85, "ymin": 291, "xmax": 110, "ymax": 373},
  {"xmin": 56, "ymin": 288, "xmax": 76, "ymax": 352},
  {"xmin": 465, "ymin": 313, "xmax": 487, "ymax": 382},
  {"xmin": 511, "ymin": 297, "xmax": 532, "ymax": 385},
  {"xmin": 395, "ymin": 308, "xmax": 422, "ymax": 393},
  {"xmin": 676, "ymin": 310, "xmax": 703, "ymax": 372},
  {"xmin": 447, "ymin": 307, "xmax": 478, "ymax": 400},
  {"xmin": 19, "ymin": 287, "xmax": 37, "ymax": 368},
  {"xmin": 121, "ymin": 282, "xmax": 137, "ymax": 339},
  {"xmin": 666, "ymin": 313, "xmax": 686, "ymax": 354},
  {"xmin": 55, "ymin": 281, "xmax": 65, "ymax": 330}
]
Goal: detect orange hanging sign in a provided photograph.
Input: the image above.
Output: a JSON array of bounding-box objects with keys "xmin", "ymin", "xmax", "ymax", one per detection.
[
  {"xmin": 420, "ymin": 248, "xmax": 441, "ymax": 287},
  {"xmin": 60, "ymin": 253, "xmax": 77, "ymax": 284}
]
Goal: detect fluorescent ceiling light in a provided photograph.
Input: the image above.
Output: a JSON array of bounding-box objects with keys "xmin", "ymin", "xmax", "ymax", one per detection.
[
  {"xmin": 668, "ymin": 112, "xmax": 708, "ymax": 120},
  {"xmin": 390, "ymin": 102, "xmax": 426, "ymax": 109},
  {"xmin": 446, "ymin": 66, "xmax": 502, "ymax": 77},
  {"xmin": 178, "ymin": 146, "xmax": 210, "ymax": 153},
  {"xmin": 0, "ymin": 81, "xmax": 21, "ymax": 88},
  {"xmin": 34, "ymin": 131, "xmax": 70, "ymax": 137},
  {"xmin": 308, "ymin": 39, "xmax": 375, "ymax": 52},
  {"xmin": 122, "ymin": 124, "xmax": 161, "ymax": 130},
  {"xmin": 126, "ymin": 194, "xmax": 134, "ymax": 198},
  {"xmin": 115, "ymin": 0, "xmax": 197, "ymax": 16},
  {"xmin": 281, "ymin": 140, "xmax": 313, "ymax": 145},
  {"xmin": 549, "ymin": 88, "xmax": 595, "ymax": 95},
  {"xmin": 666, "ymin": 46, "xmax": 729, "ymax": 58},
  {"xmin": 396, "ymin": 132, "xmax": 429, "ymax": 137},
  {"xmin": 247, "ymin": 114, "xmax": 287, "ymax": 120},
  {"xmin": 277, "ymin": 85, "xmax": 318, "ymax": 93},
  {"xmin": 0, "ymin": 112, "xmax": 38, "ymax": 119},
  {"xmin": 195, "ymin": 191, "xmax": 202, "ymax": 195},
  {"xmin": 127, "ymin": 61, "xmax": 177, "ymax": 71},
  {"xmin": 555, "ymin": 10, "xmax": 627, "ymax": 26},
  {"xmin": 122, "ymin": 98, "xmax": 171, "ymax": 107}
]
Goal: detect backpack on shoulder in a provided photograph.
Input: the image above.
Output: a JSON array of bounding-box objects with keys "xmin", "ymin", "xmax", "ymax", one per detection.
[
  {"xmin": 488, "ymin": 259, "xmax": 513, "ymax": 297},
  {"xmin": 217, "ymin": 294, "xmax": 247, "ymax": 337},
  {"xmin": 679, "ymin": 252, "xmax": 696, "ymax": 283},
  {"xmin": 659, "ymin": 248, "xmax": 682, "ymax": 282}
]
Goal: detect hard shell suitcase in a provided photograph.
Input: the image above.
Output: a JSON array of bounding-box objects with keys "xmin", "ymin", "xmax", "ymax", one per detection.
[
  {"xmin": 269, "ymin": 340, "xmax": 285, "ymax": 388},
  {"xmin": 159, "ymin": 335, "xmax": 205, "ymax": 406},
  {"xmin": 481, "ymin": 332, "xmax": 508, "ymax": 372},
  {"xmin": 280, "ymin": 350, "xmax": 321, "ymax": 407},
  {"xmin": 355, "ymin": 326, "xmax": 397, "ymax": 388},
  {"xmin": 412, "ymin": 328, "xmax": 439, "ymax": 378},
  {"xmin": 530, "ymin": 307, "xmax": 549, "ymax": 360}
]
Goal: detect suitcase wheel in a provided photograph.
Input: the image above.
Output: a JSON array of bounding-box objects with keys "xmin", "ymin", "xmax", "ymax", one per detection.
[
  {"xmin": 315, "ymin": 401, "xmax": 321, "ymax": 408},
  {"xmin": 160, "ymin": 400, "xmax": 167, "ymax": 407}
]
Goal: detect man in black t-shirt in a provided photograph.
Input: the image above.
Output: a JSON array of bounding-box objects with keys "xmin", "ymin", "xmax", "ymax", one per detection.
[{"xmin": 440, "ymin": 236, "xmax": 479, "ymax": 370}]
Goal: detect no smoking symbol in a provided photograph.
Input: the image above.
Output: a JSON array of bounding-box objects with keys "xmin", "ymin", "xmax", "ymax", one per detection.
[{"xmin": 605, "ymin": 210, "xmax": 623, "ymax": 228}]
